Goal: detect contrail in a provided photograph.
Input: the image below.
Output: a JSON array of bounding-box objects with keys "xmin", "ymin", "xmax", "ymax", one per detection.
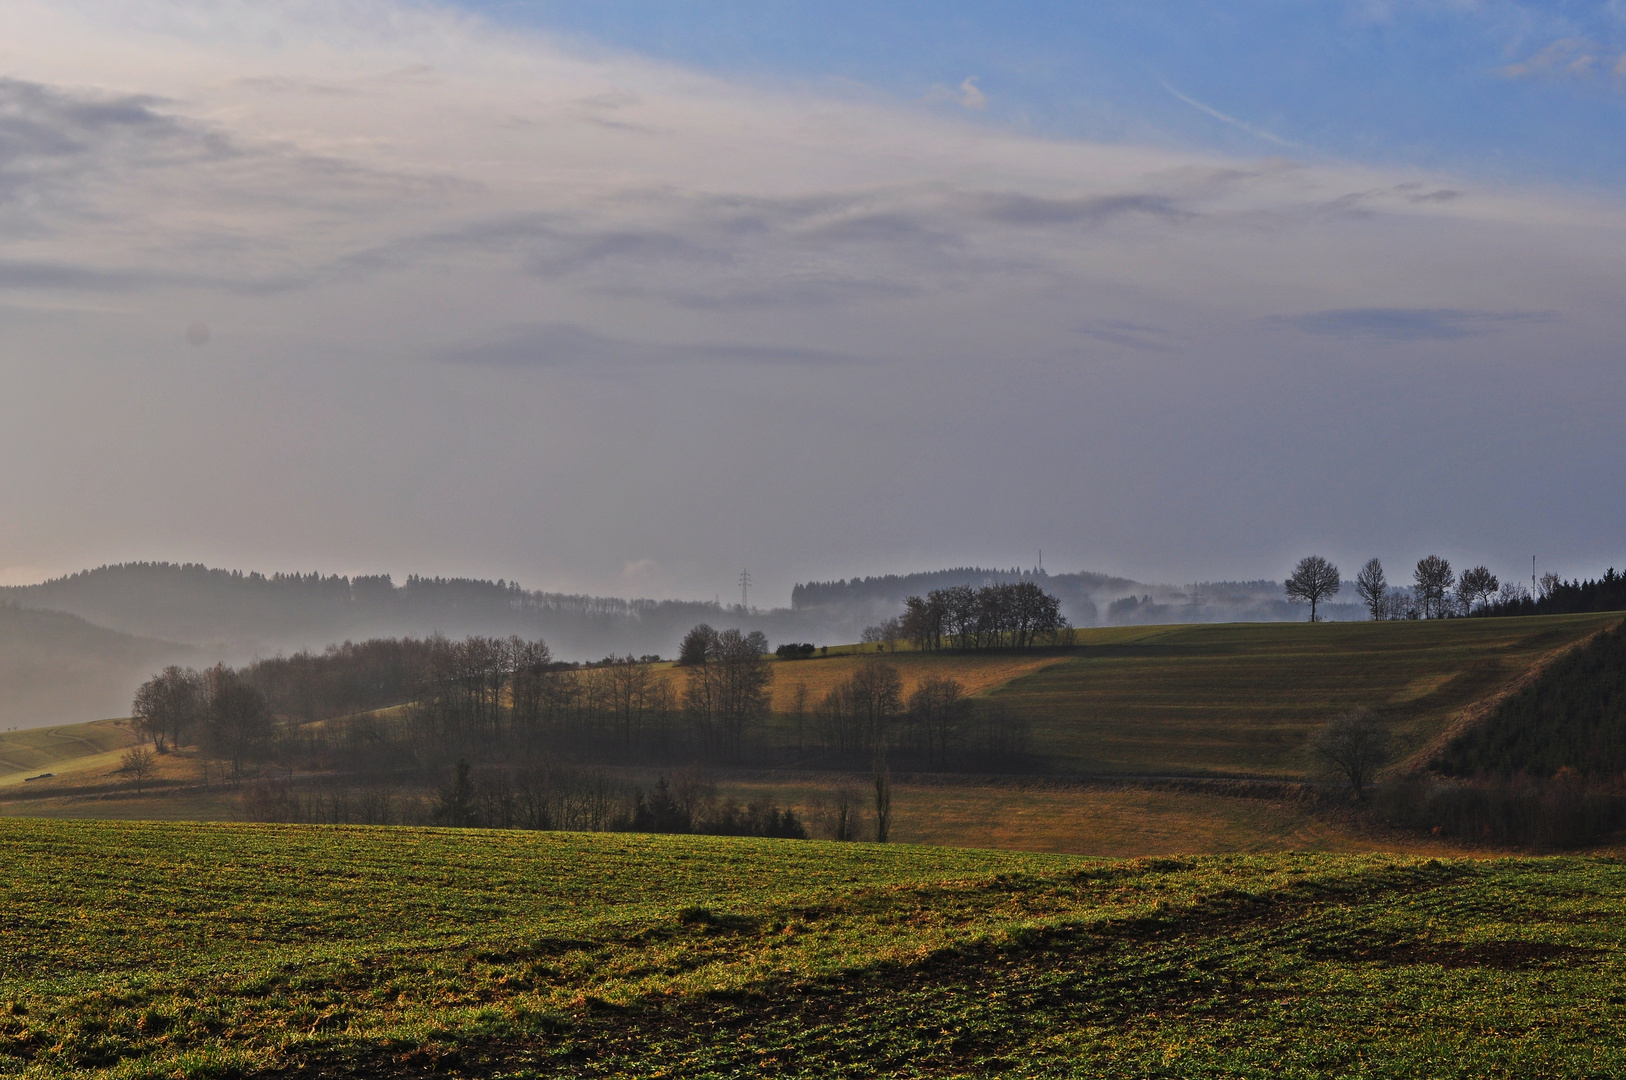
[{"xmin": 1158, "ymin": 77, "xmax": 1296, "ymax": 147}]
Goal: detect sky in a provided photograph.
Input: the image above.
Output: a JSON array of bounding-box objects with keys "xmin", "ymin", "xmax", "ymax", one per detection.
[{"xmin": 0, "ymin": 0, "xmax": 1622, "ymax": 604}]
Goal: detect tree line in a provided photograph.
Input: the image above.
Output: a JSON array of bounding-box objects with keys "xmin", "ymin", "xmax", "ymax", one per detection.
[
  {"xmin": 1284, "ymin": 554, "xmax": 1623, "ymax": 622},
  {"xmin": 131, "ymin": 623, "xmax": 1036, "ymax": 790},
  {"xmin": 244, "ymin": 762, "xmax": 808, "ymax": 838},
  {"xmin": 896, "ymin": 582, "xmax": 1069, "ymax": 651}
]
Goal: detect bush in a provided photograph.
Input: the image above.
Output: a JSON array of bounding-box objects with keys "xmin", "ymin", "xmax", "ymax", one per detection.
[{"xmin": 1374, "ymin": 769, "xmax": 1626, "ymax": 849}]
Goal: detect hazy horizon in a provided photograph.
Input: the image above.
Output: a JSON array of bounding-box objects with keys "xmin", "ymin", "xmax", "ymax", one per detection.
[{"xmin": 3, "ymin": 2, "xmax": 1622, "ymax": 605}]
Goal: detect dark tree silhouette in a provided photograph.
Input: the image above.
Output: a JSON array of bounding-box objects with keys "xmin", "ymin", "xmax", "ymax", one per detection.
[
  {"xmin": 1354, "ymin": 558, "xmax": 1388, "ymax": 621},
  {"xmin": 1413, "ymin": 555, "xmax": 1455, "ymax": 619},
  {"xmin": 1284, "ymin": 555, "xmax": 1341, "ymax": 622},
  {"xmin": 131, "ymin": 666, "xmax": 201, "ymax": 752},
  {"xmin": 872, "ymin": 748, "xmax": 893, "ymax": 843},
  {"xmin": 1457, "ymin": 565, "xmax": 1499, "ymax": 613},
  {"xmin": 1310, "ymin": 709, "xmax": 1390, "ymax": 801}
]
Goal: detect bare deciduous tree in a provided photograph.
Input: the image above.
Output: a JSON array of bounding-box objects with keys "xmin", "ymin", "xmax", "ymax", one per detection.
[
  {"xmin": 1285, "ymin": 555, "xmax": 1341, "ymax": 622},
  {"xmin": 1309, "ymin": 709, "xmax": 1390, "ymax": 801},
  {"xmin": 788, "ymin": 681, "xmax": 808, "ymax": 751},
  {"xmin": 120, "ymin": 746, "xmax": 157, "ymax": 793},
  {"xmin": 907, "ymin": 674, "xmax": 965, "ymax": 766},
  {"xmin": 131, "ymin": 666, "xmax": 201, "ymax": 752},
  {"xmin": 872, "ymin": 748, "xmax": 893, "ymax": 843},
  {"xmin": 812, "ymin": 784, "xmax": 861, "ymax": 840},
  {"xmin": 1354, "ymin": 558, "xmax": 1388, "ymax": 621},
  {"xmin": 683, "ymin": 626, "xmax": 772, "ymax": 760},
  {"xmin": 1413, "ymin": 555, "xmax": 1455, "ymax": 619},
  {"xmin": 1457, "ymin": 565, "xmax": 1499, "ymax": 614},
  {"xmin": 860, "ymin": 617, "xmax": 903, "ymax": 651}
]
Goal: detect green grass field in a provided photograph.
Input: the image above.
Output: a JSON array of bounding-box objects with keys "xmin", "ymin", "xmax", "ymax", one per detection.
[
  {"xmin": 994, "ymin": 613, "xmax": 1621, "ymax": 778},
  {"xmin": 1, "ymin": 819, "xmax": 1622, "ymax": 1078}
]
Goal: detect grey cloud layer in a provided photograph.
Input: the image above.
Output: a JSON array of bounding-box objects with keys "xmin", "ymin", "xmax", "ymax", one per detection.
[
  {"xmin": 0, "ymin": 0, "xmax": 1622, "ymax": 602},
  {"xmin": 449, "ymin": 323, "xmax": 869, "ymax": 368},
  {"xmin": 1271, "ymin": 308, "xmax": 1558, "ymax": 342}
]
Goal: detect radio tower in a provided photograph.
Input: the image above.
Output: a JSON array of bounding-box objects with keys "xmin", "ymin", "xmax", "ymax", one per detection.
[{"xmin": 739, "ymin": 568, "xmax": 752, "ymax": 611}]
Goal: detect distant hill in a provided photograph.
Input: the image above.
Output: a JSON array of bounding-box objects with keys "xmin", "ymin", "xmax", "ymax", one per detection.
[
  {"xmin": 0, "ymin": 605, "xmax": 193, "ymax": 728},
  {"xmin": 792, "ymin": 567, "xmax": 1363, "ymax": 627},
  {"xmin": 0, "ymin": 560, "xmax": 1368, "ymax": 728},
  {"xmin": 2, "ymin": 561, "xmax": 1365, "ymax": 665},
  {"xmin": 0, "ymin": 563, "xmax": 735, "ymax": 661}
]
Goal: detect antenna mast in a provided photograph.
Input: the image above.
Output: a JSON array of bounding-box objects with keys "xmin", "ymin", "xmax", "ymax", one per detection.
[{"xmin": 738, "ymin": 568, "xmax": 752, "ymax": 611}]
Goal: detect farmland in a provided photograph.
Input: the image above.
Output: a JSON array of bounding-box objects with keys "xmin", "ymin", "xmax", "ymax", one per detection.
[
  {"xmin": 1, "ymin": 818, "xmax": 1624, "ymax": 1077},
  {"xmin": 990, "ymin": 613, "xmax": 1622, "ymax": 778},
  {"xmin": 3, "ymin": 612, "xmax": 1620, "ymax": 857}
]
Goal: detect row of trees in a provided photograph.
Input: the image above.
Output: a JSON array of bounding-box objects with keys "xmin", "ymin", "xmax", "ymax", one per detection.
[
  {"xmin": 1286, "ymin": 554, "xmax": 1555, "ymax": 622},
  {"xmin": 898, "ymin": 582, "xmax": 1069, "ymax": 651},
  {"xmin": 242, "ymin": 763, "xmax": 808, "ymax": 838},
  {"xmin": 131, "ymin": 664, "xmax": 273, "ymax": 775},
  {"xmin": 806, "ymin": 660, "xmax": 1027, "ymax": 765},
  {"xmin": 135, "ymin": 622, "xmax": 1037, "ymax": 780},
  {"xmin": 675, "ymin": 625, "xmax": 773, "ymax": 759}
]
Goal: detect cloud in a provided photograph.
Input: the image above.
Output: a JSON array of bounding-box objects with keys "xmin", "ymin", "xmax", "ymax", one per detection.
[
  {"xmin": 0, "ymin": 0, "xmax": 1623, "ymax": 607},
  {"xmin": 1497, "ymin": 38, "xmax": 1626, "ymax": 87},
  {"xmin": 926, "ymin": 75, "xmax": 986, "ymax": 110},
  {"xmin": 1071, "ymin": 319, "xmax": 1173, "ymax": 351},
  {"xmin": 0, "ymin": 78, "xmax": 203, "ymax": 213},
  {"xmin": 1498, "ymin": 39, "xmax": 1592, "ymax": 79},
  {"xmin": 1268, "ymin": 308, "xmax": 1557, "ymax": 341},
  {"xmin": 957, "ymin": 76, "xmax": 987, "ymax": 111},
  {"xmin": 971, "ymin": 192, "xmax": 1186, "ymax": 226},
  {"xmin": 446, "ymin": 323, "xmax": 871, "ymax": 369}
]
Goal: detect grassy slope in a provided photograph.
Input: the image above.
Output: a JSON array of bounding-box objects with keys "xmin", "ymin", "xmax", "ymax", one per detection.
[
  {"xmin": 1434, "ymin": 619, "xmax": 1626, "ymax": 778},
  {"xmin": 996, "ymin": 613, "xmax": 1622, "ymax": 778},
  {"xmin": 0, "ymin": 719, "xmax": 137, "ymax": 786},
  {"xmin": 679, "ymin": 650, "xmax": 1072, "ymax": 712},
  {"xmin": 1, "ymin": 820, "xmax": 1622, "ymax": 1078}
]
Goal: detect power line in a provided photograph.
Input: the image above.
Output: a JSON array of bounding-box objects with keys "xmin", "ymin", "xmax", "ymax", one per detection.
[{"xmin": 738, "ymin": 568, "xmax": 752, "ymax": 611}]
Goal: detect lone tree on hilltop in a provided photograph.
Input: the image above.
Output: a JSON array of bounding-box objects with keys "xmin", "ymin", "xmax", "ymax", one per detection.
[
  {"xmin": 1354, "ymin": 558, "xmax": 1388, "ymax": 621},
  {"xmin": 1457, "ymin": 565, "xmax": 1499, "ymax": 614},
  {"xmin": 1285, "ymin": 555, "xmax": 1341, "ymax": 622},
  {"xmin": 1413, "ymin": 555, "xmax": 1455, "ymax": 618},
  {"xmin": 1309, "ymin": 709, "xmax": 1390, "ymax": 801}
]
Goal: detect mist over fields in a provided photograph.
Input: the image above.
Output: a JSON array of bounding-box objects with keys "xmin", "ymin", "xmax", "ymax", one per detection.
[{"xmin": 0, "ymin": 560, "xmax": 1364, "ymax": 729}]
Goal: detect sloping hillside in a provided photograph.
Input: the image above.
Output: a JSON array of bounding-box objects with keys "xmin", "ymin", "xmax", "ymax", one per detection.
[
  {"xmin": 990, "ymin": 613, "xmax": 1623, "ymax": 778},
  {"xmin": 0, "ymin": 605, "xmax": 192, "ymax": 728},
  {"xmin": 1432, "ymin": 618, "xmax": 1626, "ymax": 778},
  {"xmin": 0, "ymin": 719, "xmax": 137, "ymax": 786}
]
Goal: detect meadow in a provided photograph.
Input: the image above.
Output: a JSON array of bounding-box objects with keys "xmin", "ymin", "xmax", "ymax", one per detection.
[
  {"xmin": 988, "ymin": 612, "xmax": 1621, "ymax": 778},
  {"xmin": 1, "ymin": 818, "xmax": 1623, "ymax": 1078},
  {"xmin": 0, "ymin": 719, "xmax": 135, "ymax": 788}
]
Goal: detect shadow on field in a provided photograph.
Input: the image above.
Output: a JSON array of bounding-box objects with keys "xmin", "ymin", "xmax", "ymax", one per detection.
[{"xmin": 258, "ymin": 861, "xmax": 1543, "ymax": 1079}]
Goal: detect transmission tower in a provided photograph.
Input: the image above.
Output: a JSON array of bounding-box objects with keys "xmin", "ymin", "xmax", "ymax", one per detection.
[{"xmin": 738, "ymin": 568, "xmax": 752, "ymax": 610}]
